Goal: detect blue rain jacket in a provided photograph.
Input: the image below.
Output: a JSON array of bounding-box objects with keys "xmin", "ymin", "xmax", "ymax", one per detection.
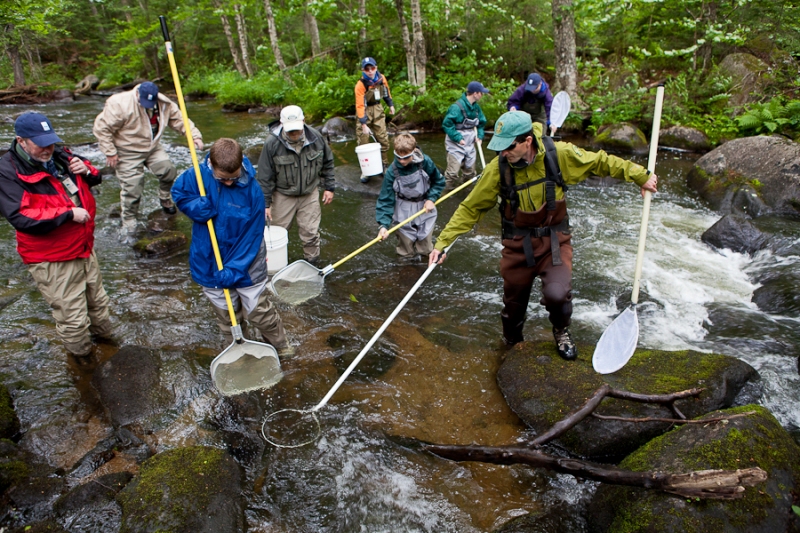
[{"xmin": 172, "ymin": 154, "xmax": 268, "ymax": 289}]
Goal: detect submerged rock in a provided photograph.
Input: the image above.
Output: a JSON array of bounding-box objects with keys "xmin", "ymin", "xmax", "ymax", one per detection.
[
  {"xmin": 687, "ymin": 135, "xmax": 800, "ymax": 216},
  {"xmin": 588, "ymin": 405, "xmax": 800, "ymax": 533},
  {"xmin": 92, "ymin": 346, "xmax": 176, "ymax": 428},
  {"xmin": 497, "ymin": 344, "xmax": 758, "ymax": 461},
  {"xmin": 117, "ymin": 446, "xmax": 244, "ymax": 533},
  {"xmin": 591, "ymin": 123, "xmax": 648, "ymax": 154},
  {"xmin": 132, "ymin": 230, "xmax": 188, "ymax": 258},
  {"xmin": 0, "ymin": 384, "xmax": 20, "ymax": 440},
  {"xmin": 752, "ymin": 273, "xmax": 800, "ymax": 316}
]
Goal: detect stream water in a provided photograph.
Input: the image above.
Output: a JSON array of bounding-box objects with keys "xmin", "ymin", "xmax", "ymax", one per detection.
[{"xmin": 0, "ymin": 98, "xmax": 798, "ymax": 532}]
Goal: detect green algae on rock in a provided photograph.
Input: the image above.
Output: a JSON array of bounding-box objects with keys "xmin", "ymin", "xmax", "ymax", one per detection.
[
  {"xmin": 117, "ymin": 446, "xmax": 244, "ymax": 533},
  {"xmin": 497, "ymin": 343, "xmax": 757, "ymax": 460},
  {"xmin": 588, "ymin": 405, "xmax": 800, "ymax": 533}
]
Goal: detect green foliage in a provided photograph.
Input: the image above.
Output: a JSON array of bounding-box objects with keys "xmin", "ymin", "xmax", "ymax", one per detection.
[{"xmin": 737, "ymin": 97, "xmax": 800, "ymax": 139}]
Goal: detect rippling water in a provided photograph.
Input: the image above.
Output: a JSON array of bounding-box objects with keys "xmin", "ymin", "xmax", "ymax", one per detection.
[{"xmin": 1, "ymin": 98, "xmax": 798, "ymax": 532}]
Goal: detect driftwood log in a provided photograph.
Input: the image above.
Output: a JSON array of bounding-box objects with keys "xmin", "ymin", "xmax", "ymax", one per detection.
[{"xmin": 396, "ymin": 385, "xmax": 767, "ymax": 500}]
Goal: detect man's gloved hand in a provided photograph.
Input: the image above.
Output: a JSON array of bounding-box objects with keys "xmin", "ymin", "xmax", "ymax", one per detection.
[{"xmin": 213, "ymin": 268, "xmax": 236, "ymax": 288}]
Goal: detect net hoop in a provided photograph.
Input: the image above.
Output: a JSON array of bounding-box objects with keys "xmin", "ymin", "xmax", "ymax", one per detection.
[{"xmin": 261, "ymin": 408, "xmax": 321, "ymax": 448}]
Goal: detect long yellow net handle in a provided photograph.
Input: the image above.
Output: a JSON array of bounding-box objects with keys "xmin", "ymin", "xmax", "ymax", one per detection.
[
  {"xmin": 330, "ymin": 171, "xmax": 480, "ymax": 270},
  {"xmin": 160, "ymin": 17, "xmax": 239, "ymax": 329}
]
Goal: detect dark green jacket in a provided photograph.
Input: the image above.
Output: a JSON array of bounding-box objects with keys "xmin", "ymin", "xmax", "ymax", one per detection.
[
  {"xmin": 442, "ymin": 94, "xmax": 487, "ymax": 143},
  {"xmin": 256, "ymin": 124, "xmax": 335, "ymax": 208},
  {"xmin": 375, "ymin": 149, "xmax": 446, "ymax": 229}
]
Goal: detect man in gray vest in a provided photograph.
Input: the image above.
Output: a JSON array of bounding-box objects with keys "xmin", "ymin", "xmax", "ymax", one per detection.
[
  {"xmin": 256, "ymin": 105, "xmax": 335, "ymax": 265},
  {"xmin": 442, "ymin": 81, "xmax": 489, "ymax": 189}
]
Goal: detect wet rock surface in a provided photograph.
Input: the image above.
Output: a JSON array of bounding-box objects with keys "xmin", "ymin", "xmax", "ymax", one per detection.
[
  {"xmin": 132, "ymin": 230, "xmax": 188, "ymax": 258},
  {"xmin": 321, "ymin": 116, "xmax": 356, "ymax": 142},
  {"xmin": 701, "ymin": 214, "xmax": 769, "ymax": 254},
  {"xmin": 92, "ymin": 346, "xmax": 176, "ymax": 428},
  {"xmin": 659, "ymin": 125, "xmax": 710, "ymax": 152},
  {"xmin": 116, "ymin": 446, "xmax": 244, "ymax": 533},
  {"xmin": 588, "ymin": 405, "xmax": 800, "ymax": 533},
  {"xmin": 497, "ymin": 343, "xmax": 758, "ymax": 461},
  {"xmin": 687, "ymin": 135, "xmax": 800, "ymax": 216},
  {"xmin": 591, "ymin": 123, "xmax": 648, "ymax": 154}
]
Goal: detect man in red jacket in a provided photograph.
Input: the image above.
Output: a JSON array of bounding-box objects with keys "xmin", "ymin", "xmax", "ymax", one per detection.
[{"xmin": 0, "ymin": 112, "xmax": 113, "ymax": 358}]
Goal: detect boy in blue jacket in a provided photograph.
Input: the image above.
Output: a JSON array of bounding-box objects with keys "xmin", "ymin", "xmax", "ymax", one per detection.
[
  {"xmin": 172, "ymin": 138, "xmax": 290, "ymax": 355},
  {"xmin": 375, "ymin": 133, "xmax": 446, "ymax": 259}
]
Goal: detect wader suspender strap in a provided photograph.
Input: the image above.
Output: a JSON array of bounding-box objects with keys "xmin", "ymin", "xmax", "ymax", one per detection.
[
  {"xmin": 454, "ymin": 99, "xmax": 480, "ymax": 130},
  {"xmin": 498, "ymin": 138, "xmax": 567, "ymax": 267}
]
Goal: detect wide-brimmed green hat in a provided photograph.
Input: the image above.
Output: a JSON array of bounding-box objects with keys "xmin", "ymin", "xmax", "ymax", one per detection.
[{"xmin": 487, "ymin": 111, "xmax": 534, "ymax": 151}]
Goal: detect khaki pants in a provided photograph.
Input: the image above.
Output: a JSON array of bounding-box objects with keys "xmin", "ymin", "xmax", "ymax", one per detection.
[
  {"xmin": 28, "ymin": 252, "xmax": 113, "ymax": 356},
  {"xmin": 444, "ymin": 152, "xmax": 477, "ymax": 189},
  {"xmin": 207, "ymin": 285, "xmax": 287, "ymax": 348},
  {"xmin": 356, "ymin": 105, "xmax": 390, "ymax": 166},
  {"xmin": 271, "ymin": 190, "xmax": 321, "ymax": 262},
  {"xmin": 396, "ymin": 231, "xmax": 434, "ymax": 259},
  {"xmin": 115, "ymin": 145, "xmax": 177, "ymax": 229}
]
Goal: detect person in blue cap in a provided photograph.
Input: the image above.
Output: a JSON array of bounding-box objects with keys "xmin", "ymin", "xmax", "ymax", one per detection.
[
  {"xmin": 507, "ymin": 73, "xmax": 557, "ymax": 136},
  {"xmin": 93, "ymin": 81, "xmax": 204, "ymax": 242},
  {"xmin": 442, "ymin": 80, "xmax": 489, "ymax": 189},
  {"xmin": 0, "ymin": 112, "xmax": 113, "ymax": 359},
  {"xmin": 430, "ymin": 111, "xmax": 658, "ymax": 361},
  {"xmin": 354, "ymin": 57, "xmax": 395, "ymax": 183}
]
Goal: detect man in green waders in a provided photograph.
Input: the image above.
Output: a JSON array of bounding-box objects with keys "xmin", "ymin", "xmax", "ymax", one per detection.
[
  {"xmin": 442, "ymin": 81, "xmax": 489, "ymax": 189},
  {"xmin": 429, "ymin": 111, "xmax": 658, "ymax": 360}
]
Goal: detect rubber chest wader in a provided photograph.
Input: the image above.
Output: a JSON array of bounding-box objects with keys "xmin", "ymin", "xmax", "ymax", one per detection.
[
  {"xmin": 499, "ymin": 136, "xmax": 569, "ymax": 268},
  {"xmin": 360, "ymin": 78, "xmax": 389, "ymax": 107},
  {"xmin": 521, "ymin": 98, "xmax": 547, "ymax": 128},
  {"xmin": 392, "ymin": 159, "xmax": 436, "ymax": 241},
  {"xmin": 454, "ymin": 100, "xmax": 480, "ymax": 130}
]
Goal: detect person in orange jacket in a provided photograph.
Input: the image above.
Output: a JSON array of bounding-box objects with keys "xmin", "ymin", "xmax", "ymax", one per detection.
[{"xmin": 354, "ymin": 57, "xmax": 395, "ymax": 183}]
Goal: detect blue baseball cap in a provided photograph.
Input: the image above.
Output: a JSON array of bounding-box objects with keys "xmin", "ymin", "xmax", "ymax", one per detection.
[
  {"xmin": 138, "ymin": 81, "xmax": 159, "ymax": 108},
  {"xmin": 14, "ymin": 112, "xmax": 63, "ymax": 147},
  {"xmin": 525, "ymin": 73, "xmax": 543, "ymax": 93},
  {"xmin": 466, "ymin": 81, "xmax": 490, "ymax": 94},
  {"xmin": 361, "ymin": 57, "xmax": 377, "ymax": 69}
]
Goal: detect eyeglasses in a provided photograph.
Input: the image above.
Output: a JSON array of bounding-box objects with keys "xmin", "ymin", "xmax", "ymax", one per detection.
[
  {"xmin": 504, "ymin": 142, "xmax": 520, "ymax": 151},
  {"xmin": 394, "ymin": 151, "xmax": 413, "ymax": 160},
  {"xmin": 363, "ymin": 66, "xmax": 377, "ymax": 72},
  {"xmin": 211, "ymin": 167, "xmax": 243, "ymax": 182}
]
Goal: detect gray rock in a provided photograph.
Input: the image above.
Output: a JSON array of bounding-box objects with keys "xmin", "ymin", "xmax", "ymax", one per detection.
[
  {"xmin": 92, "ymin": 346, "xmax": 176, "ymax": 428},
  {"xmin": 659, "ymin": 125, "xmax": 710, "ymax": 152},
  {"xmin": 132, "ymin": 230, "xmax": 188, "ymax": 258},
  {"xmin": 687, "ymin": 135, "xmax": 800, "ymax": 216},
  {"xmin": 718, "ymin": 53, "xmax": 769, "ymax": 108},
  {"xmin": 54, "ymin": 472, "xmax": 132, "ymax": 516},
  {"xmin": 497, "ymin": 344, "xmax": 758, "ymax": 461},
  {"xmin": 321, "ymin": 117, "xmax": 356, "ymax": 141},
  {"xmin": 752, "ymin": 274, "xmax": 800, "ymax": 315},
  {"xmin": 117, "ymin": 446, "xmax": 245, "ymax": 533},
  {"xmin": 588, "ymin": 405, "xmax": 800, "ymax": 533},
  {"xmin": 701, "ymin": 214, "xmax": 769, "ymax": 254},
  {"xmin": 591, "ymin": 123, "xmax": 648, "ymax": 154}
]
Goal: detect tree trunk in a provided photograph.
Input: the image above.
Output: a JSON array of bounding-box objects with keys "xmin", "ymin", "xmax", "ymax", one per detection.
[
  {"xmin": 394, "ymin": 0, "xmax": 416, "ymax": 85},
  {"xmin": 263, "ymin": 0, "xmax": 286, "ymax": 70},
  {"xmin": 234, "ymin": 4, "xmax": 254, "ymax": 77},
  {"xmin": 410, "ymin": 0, "xmax": 426, "ymax": 90},
  {"xmin": 358, "ymin": 0, "xmax": 367, "ymax": 43},
  {"xmin": 304, "ymin": 5, "xmax": 321, "ymax": 57},
  {"xmin": 552, "ymin": 0, "xmax": 578, "ymax": 98},
  {"xmin": 214, "ymin": 0, "xmax": 247, "ymax": 76},
  {"xmin": 4, "ymin": 25, "xmax": 25, "ymax": 86}
]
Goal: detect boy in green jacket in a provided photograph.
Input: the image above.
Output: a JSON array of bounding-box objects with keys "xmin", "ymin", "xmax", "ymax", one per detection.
[
  {"xmin": 442, "ymin": 81, "xmax": 489, "ymax": 189},
  {"xmin": 376, "ymin": 133, "xmax": 446, "ymax": 259}
]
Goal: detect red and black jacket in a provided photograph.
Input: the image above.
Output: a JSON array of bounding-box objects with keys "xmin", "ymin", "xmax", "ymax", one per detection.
[{"xmin": 0, "ymin": 141, "xmax": 101, "ymax": 264}]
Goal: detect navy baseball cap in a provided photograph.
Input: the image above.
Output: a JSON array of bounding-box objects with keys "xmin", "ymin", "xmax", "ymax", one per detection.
[
  {"xmin": 14, "ymin": 112, "xmax": 63, "ymax": 147},
  {"xmin": 525, "ymin": 73, "xmax": 543, "ymax": 92},
  {"xmin": 361, "ymin": 57, "xmax": 377, "ymax": 69},
  {"xmin": 138, "ymin": 81, "xmax": 159, "ymax": 108},
  {"xmin": 466, "ymin": 81, "xmax": 490, "ymax": 94}
]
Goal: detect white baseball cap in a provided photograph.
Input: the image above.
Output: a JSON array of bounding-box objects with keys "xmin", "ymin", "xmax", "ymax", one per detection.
[{"xmin": 280, "ymin": 105, "xmax": 305, "ymax": 132}]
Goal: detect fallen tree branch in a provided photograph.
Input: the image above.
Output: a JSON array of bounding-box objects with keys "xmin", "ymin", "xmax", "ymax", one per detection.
[
  {"xmin": 420, "ymin": 443, "xmax": 766, "ymax": 500},
  {"xmin": 592, "ymin": 411, "xmax": 757, "ymax": 425}
]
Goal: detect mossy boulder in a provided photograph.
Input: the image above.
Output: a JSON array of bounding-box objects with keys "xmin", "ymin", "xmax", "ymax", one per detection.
[
  {"xmin": 92, "ymin": 345, "xmax": 176, "ymax": 428},
  {"xmin": 492, "ymin": 501, "xmax": 583, "ymax": 532},
  {"xmin": 117, "ymin": 446, "xmax": 244, "ymax": 533},
  {"xmin": 0, "ymin": 439, "xmax": 30, "ymax": 494},
  {"xmin": 0, "ymin": 384, "xmax": 20, "ymax": 440},
  {"xmin": 718, "ymin": 53, "xmax": 769, "ymax": 108},
  {"xmin": 588, "ymin": 405, "xmax": 800, "ymax": 533},
  {"xmin": 132, "ymin": 230, "xmax": 187, "ymax": 258},
  {"xmin": 687, "ymin": 136, "xmax": 800, "ymax": 217},
  {"xmin": 497, "ymin": 344, "xmax": 757, "ymax": 460},
  {"xmin": 659, "ymin": 126, "xmax": 710, "ymax": 152},
  {"xmin": 591, "ymin": 123, "xmax": 648, "ymax": 154}
]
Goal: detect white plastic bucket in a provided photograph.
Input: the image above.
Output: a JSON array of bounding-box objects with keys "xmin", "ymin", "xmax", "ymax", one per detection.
[
  {"xmin": 355, "ymin": 143, "xmax": 383, "ymax": 176},
  {"xmin": 264, "ymin": 225, "xmax": 289, "ymax": 274}
]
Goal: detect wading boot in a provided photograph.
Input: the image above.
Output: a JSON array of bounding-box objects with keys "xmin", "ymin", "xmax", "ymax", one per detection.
[
  {"xmin": 360, "ymin": 175, "xmax": 370, "ymax": 184},
  {"xmin": 553, "ymin": 327, "xmax": 578, "ymax": 361},
  {"xmin": 160, "ymin": 198, "xmax": 177, "ymax": 215}
]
